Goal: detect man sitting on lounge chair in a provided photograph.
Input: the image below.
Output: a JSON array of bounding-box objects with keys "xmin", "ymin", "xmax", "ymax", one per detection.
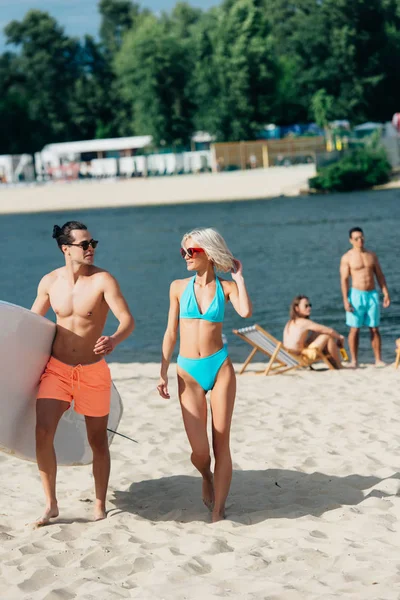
[{"xmin": 283, "ymin": 295, "xmax": 344, "ymax": 369}]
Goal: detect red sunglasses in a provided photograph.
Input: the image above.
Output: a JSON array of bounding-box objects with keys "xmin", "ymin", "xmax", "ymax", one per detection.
[{"xmin": 180, "ymin": 247, "xmax": 205, "ymax": 259}]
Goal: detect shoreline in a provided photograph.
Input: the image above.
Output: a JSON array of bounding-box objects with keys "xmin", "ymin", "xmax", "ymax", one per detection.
[
  {"xmin": 0, "ymin": 165, "xmax": 315, "ymax": 214},
  {"xmin": 1, "ymin": 164, "xmax": 399, "ymax": 216}
]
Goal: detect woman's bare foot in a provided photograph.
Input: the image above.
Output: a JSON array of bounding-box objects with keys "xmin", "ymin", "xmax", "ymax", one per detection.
[
  {"xmin": 202, "ymin": 475, "xmax": 215, "ymax": 512},
  {"xmin": 34, "ymin": 504, "xmax": 59, "ymax": 527},
  {"xmin": 211, "ymin": 508, "xmax": 226, "ymax": 523},
  {"xmin": 94, "ymin": 501, "xmax": 107, "ymax": 521},
  {"xmin": 348, "ymin": 361, "xmax": 358, "ymax": 369}
]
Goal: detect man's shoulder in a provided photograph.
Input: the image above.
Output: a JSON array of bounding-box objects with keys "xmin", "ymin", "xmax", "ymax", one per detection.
[
  {"xmin": 341, "ymin": 249, "xmax": 352, "ymax": 261},
  {"xmin": 92, "ymin": 268, "xmax": 119, "ymax": 287},
  {"xmin": 92, "ymin": 266, "xmax": 110, "ymax": 277},
  {"xmin": 364, "ymin": 248, "xmax": 377, "ymax": 259},
  {"xmin": 40, "ymin": 268, "xmax": 62, "ymax": 285}
]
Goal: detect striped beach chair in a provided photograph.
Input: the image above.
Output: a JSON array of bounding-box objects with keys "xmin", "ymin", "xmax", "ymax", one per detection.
[{"xmin": 233, "ymin": 324, "xmax": 336, "ymax": 376}]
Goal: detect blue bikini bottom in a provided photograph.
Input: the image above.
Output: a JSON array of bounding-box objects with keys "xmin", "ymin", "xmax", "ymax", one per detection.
[{"xmin": 177, "ymin": 346, "xmax": 229, "ymax": 392}]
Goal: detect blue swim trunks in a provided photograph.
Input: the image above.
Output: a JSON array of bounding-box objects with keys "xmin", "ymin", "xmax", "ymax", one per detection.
[{"xmin": 346, "ymin": 288, "xmax": 380, "ymax": 328}]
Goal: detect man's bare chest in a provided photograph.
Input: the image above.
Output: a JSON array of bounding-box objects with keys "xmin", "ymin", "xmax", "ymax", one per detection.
[
  {"xmin": 349, "ymin": 253, "xmax": 374, "ymax": 272},
  {"xmin": 49, "ymin": 281, "xmax": 104, "ymax": 319}
]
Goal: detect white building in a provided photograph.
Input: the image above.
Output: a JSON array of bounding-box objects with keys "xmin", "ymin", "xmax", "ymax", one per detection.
[{"xmin": 35, "ymin": 136, "xmax": 153, "ymax": 180}]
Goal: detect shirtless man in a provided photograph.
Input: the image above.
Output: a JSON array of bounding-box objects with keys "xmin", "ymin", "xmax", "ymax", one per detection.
[
  {"xmin": 340, "ymin": 227, "xmax": 390, "ymax": 368},
  {"xmin": 31, "ymin": 221, "xmax": 134, "ymax": 525}
]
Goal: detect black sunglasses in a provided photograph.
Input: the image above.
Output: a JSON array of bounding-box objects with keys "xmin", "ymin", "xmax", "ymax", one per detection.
[{"xmin": 67, "ymin": 239, "xmax": 98, "ymax": 251}]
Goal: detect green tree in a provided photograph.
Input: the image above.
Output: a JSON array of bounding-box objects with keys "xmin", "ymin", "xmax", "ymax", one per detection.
[
  {"xmin": 190, "ymin": 13, "xmax": 220, "ymax": 135},
  {"xmin": 0, "ymin": 52, "xmax": 32, "ymax": 154},
  {"xmin": 267, "ymin": 0, "xmax": 400, "ymax": 123},
  {"xmin": 116, "ymin": 14, "xmax": 195, "ymax": 146},
  {"xmin": 70, "ymin": 35, "xmax": 131, "ymax": 140},
  {"xmin": 99, "ymin": 0, "xmax": 140, "ymax": 56},
  {"xmin": 167, "ymin": 2, "xmax": 202, "ymax": 38},
  {"xmin": 3, "ymin": 10, "xmax": 81, "ymax": 151},
  {"xmin": 193, "ymin": 0, "xmax": 279, "ymax": 140}
]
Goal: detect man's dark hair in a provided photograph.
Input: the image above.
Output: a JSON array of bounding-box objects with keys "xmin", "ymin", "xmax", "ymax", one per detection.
[
  {"xmin": 52, "ymin": 221, "xmax": 87, "ymax": 250},
  {"xmin": 349, "ymin": 227, "xmax": 363, "ymax": 238}
]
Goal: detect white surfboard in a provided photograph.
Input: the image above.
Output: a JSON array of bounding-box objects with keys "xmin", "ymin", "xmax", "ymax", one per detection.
[{"xmin": 0, "ymin": 301, "xmax": 123, "ymax": 466}]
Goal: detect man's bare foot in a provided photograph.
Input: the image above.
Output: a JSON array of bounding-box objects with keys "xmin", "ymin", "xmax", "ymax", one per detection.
[
  {"xmin": 34, "ymin": 505, "xmax": 59, "ymax": 527},
  {"xmin": 211, "ymin": 508, "xmax": 226, "ymax": 523},
  {"xmin": 348, "ymin": 361, "xmax": 358, "ymax": 369},
  {"xmin": 375, "ymin": 360, "xmax": 387, "ymax": 368},
  {"xmin": 202, "ymin": 475, "xmax": 214, "ymax": 512},
  {"xmin": 94, "ymin": 502, "xmax": 107, "ymax": 521}
]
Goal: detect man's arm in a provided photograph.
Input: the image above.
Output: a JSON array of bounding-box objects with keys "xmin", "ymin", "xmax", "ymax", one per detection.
[
  {"xmin": 373, "ymin": 254, "xmax": 390, "ymax": 308},
  {"xmin": 94, "ymin": 274, "xmax": 134, "ymax": 355},
  {"xmin": 31, "ymin": 275, "xmax": 51, "ymax": 316},
  {"xmin": 340, "ymin": 255, "xmax": 352, "ymax": 312}
]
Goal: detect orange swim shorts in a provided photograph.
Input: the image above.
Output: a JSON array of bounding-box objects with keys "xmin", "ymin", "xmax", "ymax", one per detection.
[{"xmin": 37, "ymin": 357, "xmax": 111, "ymax": 417}]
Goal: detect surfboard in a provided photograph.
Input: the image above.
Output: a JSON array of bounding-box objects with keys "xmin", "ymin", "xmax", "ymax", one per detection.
[{"xmin": 0, "ymin": 300, "xmax": 123, "ymax": 466}]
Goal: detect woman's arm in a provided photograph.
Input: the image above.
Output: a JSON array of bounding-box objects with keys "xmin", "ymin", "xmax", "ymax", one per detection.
[
  {"xmin": 307, "ymin": 319, "xmax": 344, "ymax": 343},
  {"xmin": 226, "ymin": 259, "xmax": 252, "ymax": 318},
  {"xmin": 157, "ymin": 281, "xmax": 180, "ymax": 399}
]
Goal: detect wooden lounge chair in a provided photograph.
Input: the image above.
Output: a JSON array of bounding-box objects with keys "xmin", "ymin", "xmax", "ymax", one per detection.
[{"xmin": 233, "ymin": 324, "xmax": 336, "ymax": 375}]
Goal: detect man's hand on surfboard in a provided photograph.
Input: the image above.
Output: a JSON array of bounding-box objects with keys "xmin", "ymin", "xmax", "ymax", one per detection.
[{"xmin": 94, "ymin": 336, "xmax": 115, "ymax": 355}]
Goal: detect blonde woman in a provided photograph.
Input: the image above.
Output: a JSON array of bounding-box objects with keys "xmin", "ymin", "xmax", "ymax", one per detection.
[{"xmin": 157, "ymin": 228, "xmax": 252, "ymax": 522}]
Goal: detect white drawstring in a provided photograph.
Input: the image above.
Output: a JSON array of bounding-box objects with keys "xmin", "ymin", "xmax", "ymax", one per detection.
[{"xmin": 70, "ymin": 364, "xmax": 83, "ymax": 390}]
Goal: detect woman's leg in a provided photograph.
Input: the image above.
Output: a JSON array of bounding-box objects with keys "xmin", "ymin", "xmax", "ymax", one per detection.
[
  {"xmin": 326, "ymin": 337, "xmax": 343, "ymax": 368},
  {"xmin": 309, "ymin": 334, "xmax": 342, "ymax": 368},
  {"xmin": 308, "ymin": 333, "xmax": 330, "ymax": 351},
  {"xmin": 177, "ymin": 369, "xmax": 214, "ymax": 510},
  {"xmin": 209, "ymin": 360, "xmax": 236, "ymax": 523}
]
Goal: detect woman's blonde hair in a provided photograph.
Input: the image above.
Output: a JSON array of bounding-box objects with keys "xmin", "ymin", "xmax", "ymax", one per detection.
[{"xmin": 181, "ymin": 227, "xmax": 235, "ymax": 273}]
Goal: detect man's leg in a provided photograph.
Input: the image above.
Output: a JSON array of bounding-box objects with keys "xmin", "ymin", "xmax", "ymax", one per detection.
[
  {"xmin": 85, "ymin": 415, "xmax": 110, "ymax": 521},
  {"xmin": 370, "ymin": 327, "xmax": 385, "ymax": 366},
  {"xmin": 348, "ymin": 328, "xmax": 359, "ymax": 367},
  {"xmin": 36, "ymin": 398, "xmax": 70, "ymax": 525},
  {"xmin": 367, "ymin": 292, "xmax": 384, "ymax": 366}
]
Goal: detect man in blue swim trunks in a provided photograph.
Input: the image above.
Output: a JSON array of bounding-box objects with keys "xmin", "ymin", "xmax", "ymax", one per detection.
[{"xmin": 340, "ymin": 227, "xmax": 390, "ymax": 367}]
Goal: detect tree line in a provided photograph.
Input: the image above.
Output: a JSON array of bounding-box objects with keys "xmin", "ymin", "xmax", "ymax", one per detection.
[{"xmin": 1, "ymin": 0, "xmax": 400, "ymax": 155}]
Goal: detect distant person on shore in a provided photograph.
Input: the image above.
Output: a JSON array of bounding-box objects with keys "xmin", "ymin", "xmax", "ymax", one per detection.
[
  {"xmin": 157, "ymin": 228, "xmax": 252, "ymax": 522},
  {"xmin": 340, "ymin": 227, "xmax": 390, "ymax": 368},
  {"xmin": 283, "ymin": 295, "xmax": 344, "ymax": 368},
  {"xmin": 31, "ymin": 221, "xmax": 134, "ymax": 526}
]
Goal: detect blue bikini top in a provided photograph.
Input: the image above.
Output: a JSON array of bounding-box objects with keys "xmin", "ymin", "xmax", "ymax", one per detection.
[{"xmin": 180, "ymin": 276, "xmax": 225, "ymax": 323}]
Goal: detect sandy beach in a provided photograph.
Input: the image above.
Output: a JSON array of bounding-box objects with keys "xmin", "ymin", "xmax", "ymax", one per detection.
[
  {"xmin": 1, "ymin": 361, "xmax": 400, "ymax": 599},
  {"xmin": 0, "ymin": 165, "xmax": 315, "ymax": 215}
]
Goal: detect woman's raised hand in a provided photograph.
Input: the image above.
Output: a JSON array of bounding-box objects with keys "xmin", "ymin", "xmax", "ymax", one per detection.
[{"xmin": 231, "ymin": 258, "xmax": 243, "ymax": 280}]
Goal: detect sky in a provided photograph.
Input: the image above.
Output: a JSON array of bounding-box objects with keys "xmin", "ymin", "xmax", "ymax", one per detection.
[{"xmin": 0, "ymin": 0, "xmax": 221, "ymax": 50}]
